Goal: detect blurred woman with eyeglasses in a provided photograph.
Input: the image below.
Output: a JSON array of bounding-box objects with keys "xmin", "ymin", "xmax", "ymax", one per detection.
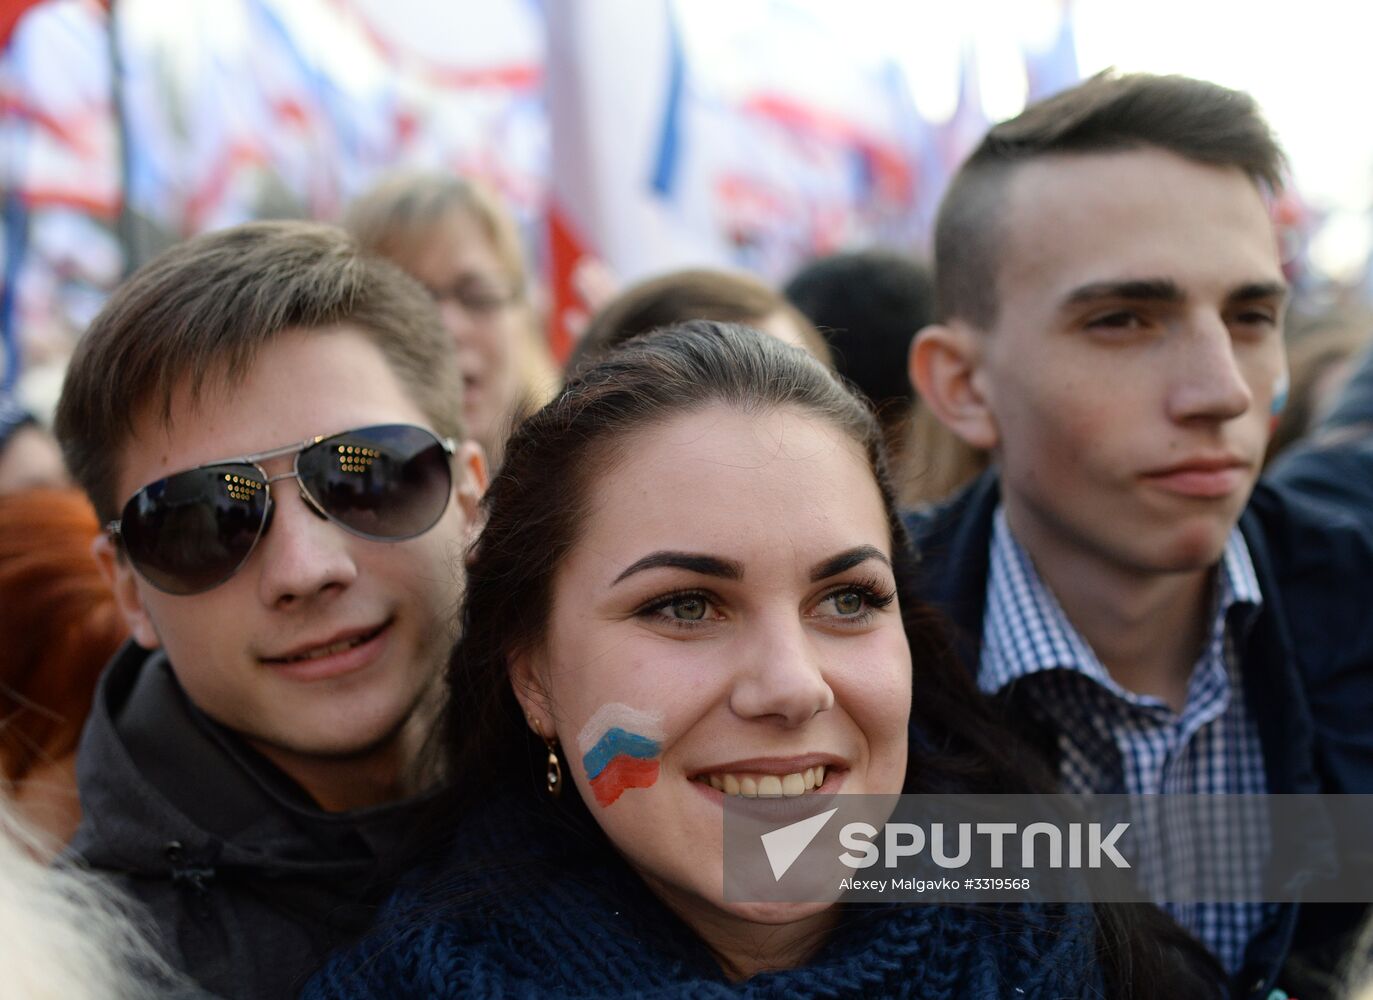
[{"xmin": 346, "ymin": 173, "xmax": 558, "ymax": 468}]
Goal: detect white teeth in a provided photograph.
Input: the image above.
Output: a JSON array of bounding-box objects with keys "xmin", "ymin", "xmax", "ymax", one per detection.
[
  {"xmin": 289, "ymin": 634, "xmax": 367, "ymax": 662},
  {"xmin": 699, "ymin": 767, "xmax": 834, "ymax": 798}
]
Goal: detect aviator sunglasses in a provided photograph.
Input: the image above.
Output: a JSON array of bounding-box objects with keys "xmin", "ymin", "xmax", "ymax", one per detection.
[{"xmin": 107, "ymin": 423, "xmax": 456, "ymax": 595}]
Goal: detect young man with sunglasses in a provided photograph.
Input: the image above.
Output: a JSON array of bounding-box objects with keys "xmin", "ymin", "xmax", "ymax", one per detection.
[
  {"xmin": 908, "ymin": 73, "xmax": 1373, "ymax": 997},
  {"xmin": 53, "ymin": 221, "xmax": 486, "ymax": 1000}
]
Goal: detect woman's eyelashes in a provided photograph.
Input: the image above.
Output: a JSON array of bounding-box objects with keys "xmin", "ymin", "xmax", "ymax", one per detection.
[
  {"xmin": 811, "ymin": 578, "xmax": 897, "ymax": 626},
  {"xmin": 635, "ymin": 590, "xmax": 723, "ymax": 631},
  {"xmin": 632, "ymin": 578, "xmax": 897, "ymax": 632}
]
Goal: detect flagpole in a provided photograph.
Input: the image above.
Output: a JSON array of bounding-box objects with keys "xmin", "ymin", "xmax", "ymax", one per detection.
[{"xmin": 106, "ymin": 0, "xmax": 135, "ymax": 279}]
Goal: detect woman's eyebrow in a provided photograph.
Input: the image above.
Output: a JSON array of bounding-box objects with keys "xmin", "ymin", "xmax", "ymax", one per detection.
[
  {"xmin": 611, "ymin": 545, "xmax": 890, "ymax": 586},
  {"xmin": 809, "ymin": 545, "xmax": 890, "ymax": 582},
  {"xmin": 612, "ymin": 551, "xmax": 744, "ymax": 585}
]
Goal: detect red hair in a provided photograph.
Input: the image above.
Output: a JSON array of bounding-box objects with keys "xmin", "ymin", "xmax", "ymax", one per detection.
[{"xmin": 0, "ymin": 489, "xmax": 128, "ymax": 782}]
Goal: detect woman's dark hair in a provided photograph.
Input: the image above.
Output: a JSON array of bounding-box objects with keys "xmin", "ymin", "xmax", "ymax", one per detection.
[{"xmin": 427, "ymin": 320, "xmax": 1221, "ymax": 996}]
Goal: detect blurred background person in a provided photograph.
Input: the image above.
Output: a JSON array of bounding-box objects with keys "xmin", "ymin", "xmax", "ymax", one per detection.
[
  {"xmin": 896, "ymin": 404, "xmax": 991, "ymax": 509},
  {"xmin": 783, "ymin": 250, "xmax": 988, "ymax": 507},
  {"xmin": 0, "ymin": 488, "xmax": 127, "ymax": 853},
  {"xmin": 784, "ymin": 249, "xmax": 932, "ymax": 433},
  {"xmin": 567, "ymin": 267, "xmax": 833, "ymax": 374},
  {"xmin": 346, "ymin": 172, "xmax": 558, "ymax": 468},
  {"xmin": 0, "ymin": 395, "xmax": 70, "ymax": 495},
  {"xmin": 1267, "ymin": 307, "xmax": 1373, "ymax": 465}
]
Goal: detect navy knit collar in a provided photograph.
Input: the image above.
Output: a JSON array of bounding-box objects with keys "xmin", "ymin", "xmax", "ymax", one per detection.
[{"xmin": 305, "ymin": 794, "xmax": 1106, "ymax": 998}]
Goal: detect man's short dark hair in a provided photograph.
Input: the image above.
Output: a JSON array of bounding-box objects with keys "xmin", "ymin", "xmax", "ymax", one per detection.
[
  {"xmin": 55, "ymin": 221, "xmax": 465, "ymax": 522},
  {"xmin": 934, "ymin": 71, "xmax": 1287, "ymax": 329}
]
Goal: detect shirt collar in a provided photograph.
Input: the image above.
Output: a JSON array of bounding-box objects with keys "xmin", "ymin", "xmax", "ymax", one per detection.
[
  {"xmin": 1216, "ymin": 520, "xmax": 1263, "ymax": 617},
  {"xmin": 979, "ymin": 507, "xmax": 1262, "ymax": 698}
]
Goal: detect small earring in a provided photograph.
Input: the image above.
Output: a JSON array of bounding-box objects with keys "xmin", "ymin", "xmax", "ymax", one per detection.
[{"xmin": 530, "ymin": 717, "xmax": 563, "ymax": 797}]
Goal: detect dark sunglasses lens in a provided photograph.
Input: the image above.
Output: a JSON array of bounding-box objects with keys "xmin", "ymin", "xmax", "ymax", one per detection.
[
  {"xmin": 298, "ymin": 425, "xmax": 452, "ymax": 540},
  {"xmin": 120, "ymin": 464, "xmax": 268, "ymax": 595}
]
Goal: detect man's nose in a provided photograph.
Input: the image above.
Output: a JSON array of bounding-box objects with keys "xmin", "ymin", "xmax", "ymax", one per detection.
[
  {"xmin": 1165, "ymin": 313, "xmax": 1254, "ymax": 424},
  {"xmin": 254, "ymin": 483, "xmax": 359, "ymax": 610}
]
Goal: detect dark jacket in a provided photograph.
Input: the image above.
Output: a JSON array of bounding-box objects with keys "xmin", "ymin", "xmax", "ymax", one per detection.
[
  {"xmin": 1321, "ymin": 344, "xmax": 1373, "ymax": 432},
  {"xmin": 900, "ymin": 353, "xmax": 1373, "ymax": 1000},
  {"xmin": 1267, "ymin": 344, "xmax": 1373, "ymax": 525},
  {"xmin": 67, "ymin": 643, "xmax": 437, "ymax": 1000}
]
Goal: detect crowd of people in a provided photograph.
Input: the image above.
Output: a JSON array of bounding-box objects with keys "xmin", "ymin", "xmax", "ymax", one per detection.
[{"xmin": 2, "ymin": 70, "xmax": 1373, "ymax": 999}]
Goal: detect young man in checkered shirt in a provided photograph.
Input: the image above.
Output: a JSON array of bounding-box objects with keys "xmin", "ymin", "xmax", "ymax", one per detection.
[{"xmin": 906, "ymin": 71, "xmax": 1373, "ymax": 999}]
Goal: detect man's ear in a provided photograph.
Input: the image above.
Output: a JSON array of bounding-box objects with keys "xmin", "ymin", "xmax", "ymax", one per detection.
[
  {"xmin": 91, "ymin": 533, "xmax": 161, "ymax": 650},
  {"xmin": 909, "ymin": 321, "xmax": 1000, "ymax": 451},
  {"xmin": 507, "ymin": 645, "xmax": 556, "ymax": 742},
  {"xmin": 454, "ymin": 440, "xmax": 488, "ymax": 544}
]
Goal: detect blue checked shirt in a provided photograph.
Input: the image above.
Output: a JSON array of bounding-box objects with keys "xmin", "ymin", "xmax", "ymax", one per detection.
[{"xmin": 981, "ymin": 508, "xmax": 1272, "ymax": 975}]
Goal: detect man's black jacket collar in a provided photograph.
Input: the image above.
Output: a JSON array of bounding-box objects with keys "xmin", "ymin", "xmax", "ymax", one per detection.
[{"xmin": 68, "ymin": 642, "xmax": 438, "ymax": 999}]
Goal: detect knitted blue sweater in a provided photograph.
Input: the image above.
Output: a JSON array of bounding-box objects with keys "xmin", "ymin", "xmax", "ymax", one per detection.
[{"xmin": 302, "ymin": 800, "xmax": 1106, "ymax": 999}]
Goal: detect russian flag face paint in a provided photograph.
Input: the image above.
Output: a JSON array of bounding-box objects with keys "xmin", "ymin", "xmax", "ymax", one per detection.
[{"xmin": 577, "ymin": 703, "xmax": 666, "ymax": 807}]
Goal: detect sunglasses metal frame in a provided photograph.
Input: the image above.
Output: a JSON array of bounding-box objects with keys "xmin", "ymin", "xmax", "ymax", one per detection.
[{"xmin": 106, "ymin": 424, "xmax": 457, "ymax": 593}]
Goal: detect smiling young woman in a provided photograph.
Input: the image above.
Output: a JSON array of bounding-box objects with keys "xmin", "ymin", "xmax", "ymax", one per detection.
[{"xmin": 304, "ymin": 322, "xmax": 1222, "ymax": 999}]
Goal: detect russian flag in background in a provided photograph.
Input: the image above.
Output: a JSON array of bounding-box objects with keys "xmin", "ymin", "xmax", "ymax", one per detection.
[
  {"xmin": 543, "ymin": 0, "xmax": 939, "ymax": 361},
  {"xmin": 1, "ymin": 0, "xmax": 118, "ymax": 395},
  {"xmin": 3, "ymin": 0, "xmax": 1092, "ymax": 400},
  {"xmin": 545, "ymin": 0, "xmax": 724, "ymax": 361}
]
